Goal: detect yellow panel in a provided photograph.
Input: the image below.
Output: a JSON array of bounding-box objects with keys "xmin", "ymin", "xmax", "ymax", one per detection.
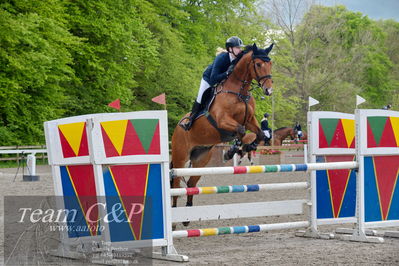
[
  {"xmin": 101, "ymin": 120, "xmax": 128, "ymax": 155},
  {"xmin": 201, "ymin": 187, "xmax": 217, "ymax": 194},
  {"xmin": 58, "ymin": 122, "xmax": 85, "ymax": 156},
  {"xmin": 248, "ymin": 166, "xmax": 264, "ymax": 173},
  {"xmin": 390, "ymin": 117, "xmax": 399, "ymax": 147},
  {"xmin": 341, "ymin": 119, "xmax": 355, "ymax": 148},
  {"xmin": 202, "ymin": 228, "xmax": 218, "ymax": 236}
]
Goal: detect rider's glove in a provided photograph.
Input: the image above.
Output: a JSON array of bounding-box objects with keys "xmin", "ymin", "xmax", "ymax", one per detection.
[{"xmin": 226, "ymin": 64, "xmax": 234, "ymax": 76}]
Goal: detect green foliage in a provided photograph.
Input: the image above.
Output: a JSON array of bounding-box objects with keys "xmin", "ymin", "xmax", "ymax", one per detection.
[
  {"xmin": 1, "ymin": 1, "xmax": 399, "ymax": 145},
  {"xmin": 0, "ymin": 0, "xmax": 79, "ymax": 144}
]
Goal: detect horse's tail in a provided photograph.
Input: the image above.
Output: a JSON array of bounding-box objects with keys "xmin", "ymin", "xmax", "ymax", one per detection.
[{"xmin": 169, "ymin": 161, "xmax": 174, "ymax": 187}]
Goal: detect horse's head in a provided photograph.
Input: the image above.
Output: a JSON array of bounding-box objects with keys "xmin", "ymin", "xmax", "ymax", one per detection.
[{"xmin": 251, "ymin": 43, "xmax": 274, "ymax": 96}]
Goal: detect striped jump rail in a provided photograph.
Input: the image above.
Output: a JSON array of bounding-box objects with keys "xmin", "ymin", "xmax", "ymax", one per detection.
[
  {"xmin": 170, "ymin": 182, "xmax": 308, "ymax": 196},
  {"xmin": 171, "ymin": 161, "xmax": 358, "ymax": 177},
  {"xmin": 172, "ymin": 221, "xmax": 310, "ymax": 238}
]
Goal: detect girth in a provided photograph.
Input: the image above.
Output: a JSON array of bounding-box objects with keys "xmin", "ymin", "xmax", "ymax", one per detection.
[{"xmin": 204, "ymin": 111, "xmax": 237, "ymax": 142}]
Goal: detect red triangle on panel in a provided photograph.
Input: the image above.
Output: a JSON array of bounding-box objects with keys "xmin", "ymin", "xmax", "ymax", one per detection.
[
  {"xmin": 59, "ymin": 129, "xmax": 77, "ymax": 158},
  {"xmin": 110, "ymin": 165, "xmax": 149, "ymax": 240},
  {"xmin": 329, "ymin": 120, "xmax": 348, "ymax": 148},
  {"xmin": 318, "ymin": 122, "xmax": 329, "ymax": 148},
  {"xmin": 326, "ymin": 155, "xmax": 355, "ymax": 218},
  {"xmin": 379, "ymin": 119, "xmax": 397, "ymax": 147},
  {"xmin": 77, "ymin": 125, "xmax": 89, "ymax": 156},
  {"xmin": 122, "ymin": 121, "xmax": 146, "ymax": 155},
  {"xmin": 373, "ymin": 156, "xmax": 399, "ymax": 220},
  {"xmin": 367, "ymin": 121, "xmax": 378, "ymax": 148},
  {"xmin": 101, "ymin": 126, "xmax": 120, "ymax": 157},
  {"xmin": 147, "ymin": 122, "xmax": 161, "ymax": 154},
  {"xmin": 349, "ymin": 137, "xmax": 355, "ymax": 148},
  {"xmin": 67, "ymin": 165, "xmax": 99, "ymax": 236}
]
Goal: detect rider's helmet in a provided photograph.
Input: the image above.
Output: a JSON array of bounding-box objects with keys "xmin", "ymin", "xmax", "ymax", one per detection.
[
  {"xmin": 226, "ymin": 36, "xmax": 245, "ymax": 50},
  {"xmin": 264, "ymin": 113, "xmax": 269, "ymax": 118}
]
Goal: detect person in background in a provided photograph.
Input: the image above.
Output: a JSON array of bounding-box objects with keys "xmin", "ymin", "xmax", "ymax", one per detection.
[
  {"xmin": 294, "ymin": 121, "xmax": 303, "ymax": 139},
  {"xmin": 261, "ymin": 113, "xmax": 272, "ymax": 144},
  {"xmin": 180, "ymin": 36, "xmax": 245, "ymax": 131},
  {"xmin": 383, "ymin": 104, "xmax": 392, "ymax": 110}
]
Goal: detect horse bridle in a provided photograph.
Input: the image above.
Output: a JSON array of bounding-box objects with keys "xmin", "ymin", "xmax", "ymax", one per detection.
[
  {"xmin": 228, "ymin": 55, "xmax": 273, "ymax": 93},
  {"xmin": 218, "ymin": 54, "xmax": 272, "ymax": 126},
  {"xmin": 253, "ymin": 59, "xmax": 272, "ymax": 88}
]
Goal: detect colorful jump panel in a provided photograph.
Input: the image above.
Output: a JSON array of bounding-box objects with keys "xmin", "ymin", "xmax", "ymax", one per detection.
[
  {"xmin": 363, "ymin": 156, "xmax": 399, "ymax": 222},
  {"xmin": 367, "ymin": 116, "xmax": 399, "ymax": 148},
  {"xmin": 102, "ymin": 164, "xmax": 165, "ymax": 242},
  {"xmin": 316, "ymin": 155, "xmax": 356, "ymax": 219},
  {"xmin": 58, "ymin": 122, "xmax": 89, "ymax": 158},
  {"xmin": 100, "ymin": 119, "xmax": 161, "ymax": 157},
  {"xmin": 319, "ymin": 118, "xmax": 355, "ymax": 149},
  {"xmin": 59, "ymin": 164, "xmax": 100, "ymax": 238}
]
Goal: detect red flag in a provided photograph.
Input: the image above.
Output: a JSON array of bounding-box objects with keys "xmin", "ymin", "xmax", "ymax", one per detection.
[
  {"xmin": 108, "ymin": 99, "xmax": 120, "ymax": 110},
  {"xmin": 151, "ymin": 93, "xmax": 166, "ymax": 105}
]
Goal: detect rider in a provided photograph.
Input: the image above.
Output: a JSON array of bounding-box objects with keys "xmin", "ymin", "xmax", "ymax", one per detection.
[
  {"xmin": 261, "ymin": 113, "xmax": 272, "ymax": 143},
  {"xmin": 181, "ymin": 36, "xmax": 245, "ymax": 131},
  {"xmin": 294, "ymin": 121, "xmax": 303, "ymax": 139}
]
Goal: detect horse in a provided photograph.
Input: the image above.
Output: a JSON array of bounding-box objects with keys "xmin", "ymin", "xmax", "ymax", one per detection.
[
  {"xmin": 231, "ymin": 132, "xmax": 260, "ymax": 165},
  {"xmin": 171, "ymin": 43, "xmax": 274, "ymax": 218},
  {"xmin": 270, "ymin": 127, "xmax": 297, "ymax": 146}
]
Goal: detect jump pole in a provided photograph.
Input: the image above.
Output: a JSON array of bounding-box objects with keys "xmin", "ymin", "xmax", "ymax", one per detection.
[{"xmin": 171, "ymin": 161, "xmax": 358, "ymax": 177}]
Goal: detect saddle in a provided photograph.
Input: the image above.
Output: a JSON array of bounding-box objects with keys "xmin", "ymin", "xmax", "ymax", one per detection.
[{"xmin": 193, "ymin": 87, "xmax": 237, "ymax": 142}]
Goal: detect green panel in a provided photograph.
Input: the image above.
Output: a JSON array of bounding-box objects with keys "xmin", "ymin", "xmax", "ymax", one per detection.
[
  {"xmin": 218, "ymin": 227, "xmax": 231, "ymax": 235},
  {"xmin": 367, "ymin": 117, "xmax": 387, "ymax": 146},
  {"xmin": 217, "ymin": 186, "xmax": 230, "ymax": 193},
  {"xmin": 265, "ymin": 165, "xmax": 278, "ymax": 172},
  {"xmin": 130, "ymin": 119, "xmax": 159, "ymax": 153},
  {"xmin": 320, "ymin": 118, "xmax": 339, "ymax": 146}
]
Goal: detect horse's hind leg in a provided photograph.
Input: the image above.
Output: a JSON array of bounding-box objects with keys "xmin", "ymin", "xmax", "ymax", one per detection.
[
  {"xmin": 187, "ymin": 147, "xmax": 214, "ymax": 206},
  {"xmin": 181, "ymin": 147, "xmax": 214, "ymax": 226}
]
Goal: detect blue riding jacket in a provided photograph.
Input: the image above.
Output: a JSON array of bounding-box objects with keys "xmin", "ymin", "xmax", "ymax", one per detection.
[{"xmin": 203, "ymin": 52, "xmax": 232, "ymax": 86}]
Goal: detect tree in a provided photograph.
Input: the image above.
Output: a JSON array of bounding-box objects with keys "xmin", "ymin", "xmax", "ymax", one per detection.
[{"xmin": 0, "ymin": 0, "xmax": 80, "ymax": 144}]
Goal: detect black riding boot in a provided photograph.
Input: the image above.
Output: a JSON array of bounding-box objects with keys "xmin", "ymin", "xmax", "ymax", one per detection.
[{"xmin": 180, "ymin": 101, "xmax": 202, "ymax": 131}]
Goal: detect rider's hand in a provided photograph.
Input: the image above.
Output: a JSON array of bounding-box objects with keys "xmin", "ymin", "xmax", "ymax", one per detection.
[{"xmin": 226, "ymin": 64, "xmax": 234, "ymax": 75}]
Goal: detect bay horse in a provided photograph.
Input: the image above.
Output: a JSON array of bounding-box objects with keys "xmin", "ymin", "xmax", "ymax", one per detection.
[
  {"xmin": 271, "ymin": 127, "xmax": 298, "ymax": 146},
  {"xmin": 171, "ymin": 43, "xmax": 274, "ymax": 216}
]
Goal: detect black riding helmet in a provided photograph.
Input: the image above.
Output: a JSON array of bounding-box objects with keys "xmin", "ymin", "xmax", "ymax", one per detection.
[
  {"xmin": 226, "ymin": 36, "xmax": 245, "ymax": 50},
  {"xmin": 264, "ymin": 113, "xmax": 269, "ymax": 118}
]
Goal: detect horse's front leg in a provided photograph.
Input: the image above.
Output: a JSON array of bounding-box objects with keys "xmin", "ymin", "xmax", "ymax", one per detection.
[
  {"xmin": 244, "ymin": 117, "xmax": 265, "ymax": 152},
  {"xmin": 218, "ymin": 117, "xmax": 246, "ymax": 139}
]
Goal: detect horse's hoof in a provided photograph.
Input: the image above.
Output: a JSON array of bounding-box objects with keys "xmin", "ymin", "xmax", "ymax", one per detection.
[{"xmin": 182, "ymin": 221, "xmax": 190, "ymax": 227}]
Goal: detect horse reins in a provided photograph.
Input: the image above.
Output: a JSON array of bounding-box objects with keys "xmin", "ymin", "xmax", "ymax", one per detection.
[{"xmin": 218, "ymin": 56, "xmax": 272, "ymax": 126}]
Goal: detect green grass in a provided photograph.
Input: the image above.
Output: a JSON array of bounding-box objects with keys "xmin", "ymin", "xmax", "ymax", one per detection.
[{"xmin": 0, "ymin": 158, "xmax": 49, "ymax": 168}]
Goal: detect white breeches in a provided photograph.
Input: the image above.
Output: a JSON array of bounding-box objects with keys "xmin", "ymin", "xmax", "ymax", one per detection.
[
  {"xmin": 263, "ymin": 130, "xmax": 271, "ymax": 139},
  {"xmin": 196, "ymin": 78, "xmax": 210, "ymax": 104}
]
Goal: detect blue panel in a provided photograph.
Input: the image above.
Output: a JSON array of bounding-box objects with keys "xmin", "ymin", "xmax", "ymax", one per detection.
[
  {"xmin": 141, "ymin": 164, "xmax": 165, "ymax": 240},
  {"xmin": 295, "ymin": 164, "xmax": 308, "ymax": 172},
  {"xmin": 388, "ymin": 173, "xmax": 399, "ymax": 220},
  {"xmin": 364, "ymin": 157, "xmax": 382, "ymax": 222},
  {"xmin": 60, "ymin": 166, "xmax": 92, "ymax": 238},
  {"xmin": 103, "ymin": 167, "xmax": 134, "ymax": 242},
  {"xmin": 316, "ymin": 156, "xmax": 334, "ymax": 219},
  {"xmin": 280, "ymin": 164, "xmax": 293, "ymax": 172},
  {"xmin": 247, "ymin": 225, "xmax": 261, "ymax": 232},
  {"xmin": 246, "ymin": 185, "xmax": 260, "ymax": 192},
  {"xmin": 232, "ymin": 185, "xmax": 245, "ymax": 192},
  {"xmin": 233, "ymin": 226, "xmax": 246, "ymax": 234},
  {"xmin": 338, "ymin": 169, "xmax": 356, "ymax": 218}
]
